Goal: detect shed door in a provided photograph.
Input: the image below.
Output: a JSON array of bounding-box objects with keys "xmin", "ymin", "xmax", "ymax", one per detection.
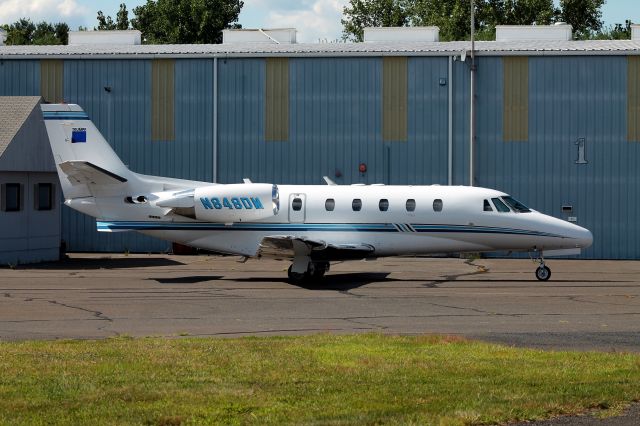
[{"xmin": 288, "ymin": 193, "xmax": 306, "ymax": 223}]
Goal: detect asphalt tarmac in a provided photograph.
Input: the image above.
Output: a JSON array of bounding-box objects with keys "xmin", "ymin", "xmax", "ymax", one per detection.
[
  {"xmin": 2, "ymin": 254, "xmax": 640, "ymax": 425},
  {"xmin": 1, "ymin": 254, "xmax": 638, "ymax": 351}
]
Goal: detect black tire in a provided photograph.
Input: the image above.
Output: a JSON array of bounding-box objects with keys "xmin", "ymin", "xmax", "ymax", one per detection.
[
  {"xmin": 535, "ymin": 265, "xmax": 551, "ymax": 281},
  {"xmin": 287, "ymin": 265, "xmax": 307, "ymax": 284}
]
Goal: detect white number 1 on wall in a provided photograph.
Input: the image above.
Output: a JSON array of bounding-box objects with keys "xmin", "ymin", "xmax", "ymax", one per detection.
[{"xmin": 575, "ymin": 138, "xmax": 588, "ymax": 164}]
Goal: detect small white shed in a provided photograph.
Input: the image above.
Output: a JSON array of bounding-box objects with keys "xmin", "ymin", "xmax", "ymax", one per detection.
[{"xmin": 0, "ymin": 97, "xmax": 61, "ymax": 265}]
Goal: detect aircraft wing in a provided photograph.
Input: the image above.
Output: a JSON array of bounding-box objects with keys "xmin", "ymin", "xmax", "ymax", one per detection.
[
  {"xmin": 58, "ymin": 161, "xmax": 128, "ymax": 186},
  {"xmin": 258, "ymin": 235, "xmax": 375, "ymax": 260}
]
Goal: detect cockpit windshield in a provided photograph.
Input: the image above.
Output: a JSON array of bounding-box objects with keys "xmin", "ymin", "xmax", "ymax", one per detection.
[{"xmin": 502, "ymin": 196, "xmax": 531, "ymax": 213}]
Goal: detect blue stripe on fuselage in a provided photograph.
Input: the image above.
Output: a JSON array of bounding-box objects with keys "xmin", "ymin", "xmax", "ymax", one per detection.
[{"xmin": 95, "ymin": 221, "xmax": 566, "ymax": 238}]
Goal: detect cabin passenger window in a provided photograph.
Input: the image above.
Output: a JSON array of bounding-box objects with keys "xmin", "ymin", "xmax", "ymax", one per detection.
[
  {"xmin": 2, "ymin": 183, "xmax": 21, "ymax": 212},
  {"xmin": 492, "ymin": 197, "xmax": 510, "ymax": 213},
  {"xmin": 325, "ymin": 198, "xmax": 335, "ymax": 211},
  {"xmin": 379, "ymin": 199, "xmax": 389, "ymax": 211},
  {"xmin": 292, "ymin": 198, "xmax": 302, "ymax": 211},
  {"xmin": 352, "ymin": 199, "xmax": 362, "ymax": 211},
  {"xmin": 433, "ymin": 199, "xmax": 443, "ymax": 212},
  {"xmin": 483, "ymin": 199, "xmax": 493, "ymax": 212},
  {"xmin": 406, "ymin": 199, "xmax": 416, "ymax": 212},
  {"xmin": 36, "ymin": 183, "xmax": 54, "ymax": 211}
]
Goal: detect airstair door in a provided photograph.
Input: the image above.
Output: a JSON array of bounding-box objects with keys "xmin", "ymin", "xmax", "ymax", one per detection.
[{"xmin": 288, "ymin": 193, "xmax": 306, "ymax": 223}]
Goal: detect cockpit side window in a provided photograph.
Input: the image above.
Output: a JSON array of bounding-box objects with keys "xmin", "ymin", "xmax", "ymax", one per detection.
[
  {"xmin": 483, "ymin": 199, "xmax": 493, "ymax": 212},
  {"xmin": 502, "ymin": 196, "xmax": 531, "ymax": 213},
  {"xmin": 492, "ymin": 197, "xmax": 510, "ymax": 213}
]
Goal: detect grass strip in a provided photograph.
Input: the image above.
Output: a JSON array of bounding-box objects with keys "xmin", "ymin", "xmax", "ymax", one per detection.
[{"xmin": 0, "ymin": 334, "xmax": 638, "ymax": 425}]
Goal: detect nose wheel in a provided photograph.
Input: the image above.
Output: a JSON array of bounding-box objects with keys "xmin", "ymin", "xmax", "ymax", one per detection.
[
  {"xmin": 530, "ymin": 249, "xmax": 551, "ymax": 281},
  {"xmin": 535, "ymin": 264, "xmax": 551, "ymax": 281}
]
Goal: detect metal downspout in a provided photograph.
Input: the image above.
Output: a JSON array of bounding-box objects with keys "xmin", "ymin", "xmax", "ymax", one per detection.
[
  {"xmin": 448, "ymin": 55, "xmax": 453, "ymax": 186},
  {"xmin": 469, "ymin": 0, "xmax": 476, "ymax": 187},
  {"xmin": 213, "ymin": 56, "xmax": 218, "ymax": 183}
]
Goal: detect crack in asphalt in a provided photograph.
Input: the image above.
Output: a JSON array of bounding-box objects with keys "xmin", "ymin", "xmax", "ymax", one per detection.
[{"xmin": 21, "ymin": 298, "xmax": 118, "ymax": 336}]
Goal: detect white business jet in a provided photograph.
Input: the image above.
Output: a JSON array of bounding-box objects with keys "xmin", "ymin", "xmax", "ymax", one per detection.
[{"xmin": 42, "ymin": 104, "xmax": 592, "ymax": 282}]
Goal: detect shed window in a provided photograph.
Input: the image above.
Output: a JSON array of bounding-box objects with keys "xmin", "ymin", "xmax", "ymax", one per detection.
[
  {"xmin": 483, "ymin": 199, "xmax": 493, "ymax": 212},
  {"xmin": 352, "ymin": 199, "xmax": 362, "ymax": 211},
  {"xmin": 405, "ymin": 199, "xmax": 416, "ymax": 212},
  {"xmin": 36, "ymin": 183, "xmax": 54, "ymax": 211},
  {"xmin": 379, "ymin": 199, "xmax": 389, "ymax": 211},
  {"xmin": 492, "ymin": 197, "xmax": 510, "ymax": 213},
  {"xmin": 2, "ymin": 183, "xmax": 21, "ymax": 212},
  {"xmin": 433, "ymin": 199, "xmax": 443, "ymax": 212},
  {"xmin": 325, "ymin": 198, "xmax": 335, "ymax": 211},
  {"xmin": 292, "ymin": 198, "xmax": 302, "ymax": 211}
]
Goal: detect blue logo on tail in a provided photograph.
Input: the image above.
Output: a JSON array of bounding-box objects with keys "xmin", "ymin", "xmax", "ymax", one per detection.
[{"xmin": 72, "ymin": 128, "xmax": 87, "ymax": 143}]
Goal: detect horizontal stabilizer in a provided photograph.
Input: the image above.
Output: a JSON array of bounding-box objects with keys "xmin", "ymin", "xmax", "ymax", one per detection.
[{"xmin": 59, "ymin": 161, "xmax": 128, "ymax": 186}]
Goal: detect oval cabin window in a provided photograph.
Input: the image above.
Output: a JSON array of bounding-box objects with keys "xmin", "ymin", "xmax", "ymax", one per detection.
[
  {"xmin": 292, "ymin": 198, "xmax": 302, "ymax": 211},
  {"xmin": 325, "ymin": 198, "xmax": 335, "ymax": 211},
  {"xmin": 433, "ymin": 199, "xmax": 443, "ymax": 212},
  {"xmin": 379, "ymin": 199, "xmax": 389, "ymax": 212},
  {"xmin": 352, "ymin": 199, "xmax": 362, "ymax": 211},
  {"xmin": 406, "ymin": 199, "xmax": 416, "ymax": 212}
]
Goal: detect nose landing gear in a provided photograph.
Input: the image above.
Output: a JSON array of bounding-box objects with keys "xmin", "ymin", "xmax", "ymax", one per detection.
[{"xmin": 530, "ymin": 249, "xmax": 551, "ymax": 281}]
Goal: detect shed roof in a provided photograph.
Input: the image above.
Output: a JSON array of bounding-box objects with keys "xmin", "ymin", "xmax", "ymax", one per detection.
[
  {"xmin": 0, "ymin": 96, "xmax": 40, "ymax": 158},
  {"xmin": 0, "ymin": 96, "xmax": 54, "ymax": 173},
  {"xmin": 1, "ymin": 39, "xmax": 640, "ymax": 59}
]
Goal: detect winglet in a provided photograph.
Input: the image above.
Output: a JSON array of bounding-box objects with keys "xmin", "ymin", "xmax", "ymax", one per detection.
[{"xmin": 323, "ymin": 176, "xmax": 337, "ymax": 186}]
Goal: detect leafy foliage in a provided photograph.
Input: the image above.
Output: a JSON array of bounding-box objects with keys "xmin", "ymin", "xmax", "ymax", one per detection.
[
  {"xmin": 342, "ymin": 0, "xmax": 608, "ymax": 41},
  {"xmin": 558, "ymin": 0, "xmax": 605, "ymax": 39},
  {"xmin": 96, "ymin": 3, "xmax": 130, "ymax": 31},
  {"xmin": 2, "ymin": 18, "xmax": 68, "ymax": 45},
  {"xmin": 130, "ymin": 0, "xmax": 243, "ymax": 44}
]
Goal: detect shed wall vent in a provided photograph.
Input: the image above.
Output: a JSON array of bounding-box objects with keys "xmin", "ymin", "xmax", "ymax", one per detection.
[
  {"xmin": 223, "ymin": 28, "xmax": 297, "ymax": 44},
  {"xmin": 495, "ymin": 24, "xmax": 572, "ymax": 42},
  {"xmin": 632, "ymin": 25, "xmax": 640, "ymax": 41},
  {"xmin": 68, "ymin": 30, "xmax": 142, "ymax": 46},
  {"xmin": 364, "ymin": 27, "xmax": 439, "ymax": 42}
]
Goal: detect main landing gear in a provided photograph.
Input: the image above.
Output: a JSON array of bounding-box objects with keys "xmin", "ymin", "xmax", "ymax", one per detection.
[
  {"xmin": 287, "ymin": 261, "xmax": 330, "ymax": 284},
  {"xmin": 530, "ymin": 249, "xmax": 551, "ymax": 281}
]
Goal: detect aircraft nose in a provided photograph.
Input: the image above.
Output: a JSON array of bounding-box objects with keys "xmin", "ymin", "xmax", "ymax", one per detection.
[{"xmin": 573, "ymin": 225, "xmax": 593, "ymax": 249}]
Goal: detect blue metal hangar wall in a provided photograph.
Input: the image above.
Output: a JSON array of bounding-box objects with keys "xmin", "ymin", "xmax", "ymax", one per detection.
[{"xmin": 0, "ymin": 38, "xmax": 639, "ymax": 259}]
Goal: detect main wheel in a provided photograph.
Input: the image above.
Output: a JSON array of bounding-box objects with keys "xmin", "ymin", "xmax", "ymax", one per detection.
[
  {"xmin": 287, "ymin": 265, "xmax": 307, "ymax": 284},
  {"xmin": 535, "ymin": 265, "xmax": 551, "ymax": 281}
]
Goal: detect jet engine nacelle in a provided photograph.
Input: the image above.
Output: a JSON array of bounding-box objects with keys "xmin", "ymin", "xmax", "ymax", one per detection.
[{"xmin": 193, "ymin": 183, "xmax": 279, "ymax": 223}]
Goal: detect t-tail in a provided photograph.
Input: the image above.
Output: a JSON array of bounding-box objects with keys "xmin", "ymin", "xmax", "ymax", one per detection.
[{"xmin": 41, "ymin": 104, "xmax": 279, "ymax": 225}]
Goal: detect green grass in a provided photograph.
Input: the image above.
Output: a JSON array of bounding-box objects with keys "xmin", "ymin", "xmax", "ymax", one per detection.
[{"xmin": 0, "ymin": 334, "xmax": 639, "ymax": 425}]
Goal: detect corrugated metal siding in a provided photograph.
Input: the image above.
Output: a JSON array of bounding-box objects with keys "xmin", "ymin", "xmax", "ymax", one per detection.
[
  {"xmin": 0, "ymin": 60, "xmax": 39, "ymax": 96},
  {"xmin": 452, "ymin": 59, "xmax": 471, "ymax": 186},
  {"xmin": 627, "ymin": 56, "xmax": 640, "ymax": 141},
  {"xmin": 151, "ymin": 59, "xmax": 175, "ymax": 141},
  {"xmin": 40, "ymin": 59, "xmax": 64, "ymax": 103},
  {"xmin": 477, "ymin": 56, "xmax": 635, "ymax": 259},
  {"xmin": 174, "ymin": 59, "xmax": 214, "ymax": 182},
  {"xmin": 382, "ymin": 57, "xmax": 408, "ymax": 142},
  {"xmin": 265, "ymin": 58, "xmax": 289, "ymax": 141},
  {"xmin": 63, "ymin": 59, "xmax": 168, "ymax": 252},
  {"xmin": 503, "ymin": 57, "xmax": 528, "ymax": 141}
]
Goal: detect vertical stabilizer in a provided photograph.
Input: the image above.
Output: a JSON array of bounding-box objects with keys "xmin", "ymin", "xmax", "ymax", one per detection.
[{"xmin": 41, "ymin": 104, "xmax": 133, "ymax": 200}]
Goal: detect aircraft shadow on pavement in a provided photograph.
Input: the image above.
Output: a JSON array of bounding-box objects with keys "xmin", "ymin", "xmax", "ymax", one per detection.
[
  {"xmin": 14, "ymin": 257, "xmax": 185, "ymax": 270},
  {"xmin": 230, "ymin": 272, "xmax": 392, "ymax": 291},
  {"xmin": 151, "ymin": 276, "xmax": 223, "ymax": 284}
]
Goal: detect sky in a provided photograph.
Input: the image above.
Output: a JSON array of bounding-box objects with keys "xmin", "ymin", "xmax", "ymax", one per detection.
[{"xmin": 0, "ymin": 0, "xmax": 638, "ymax": 43}]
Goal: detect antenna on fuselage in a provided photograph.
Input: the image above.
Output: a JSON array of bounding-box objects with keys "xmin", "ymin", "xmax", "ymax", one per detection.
[{"xmin": 323, "ymin": 176, "xmax": 337, "ymax": 185}]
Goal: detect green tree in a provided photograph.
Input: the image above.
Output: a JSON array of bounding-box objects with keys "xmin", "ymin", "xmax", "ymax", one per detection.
[
  {"xmin": 558, "ymin": 0, "xmax": 605, "ymax": 39},
  {"xmin": 117, "ymin": 3, "xmax": 130, "ymax": 30},
  {"xmin": 131, "ymin": 0, "xmax": 243, "ymax": 44},
  {"xmin": 3, "ymin": 18, "xmax": 68, "ymax": 45},
  {"xmin": 341, "ymin": 0, "xmax": 411, "ymax": 42},
  {"xmin": 96, "ymin": 11, "xmax": 117, "ymax": 30}
]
